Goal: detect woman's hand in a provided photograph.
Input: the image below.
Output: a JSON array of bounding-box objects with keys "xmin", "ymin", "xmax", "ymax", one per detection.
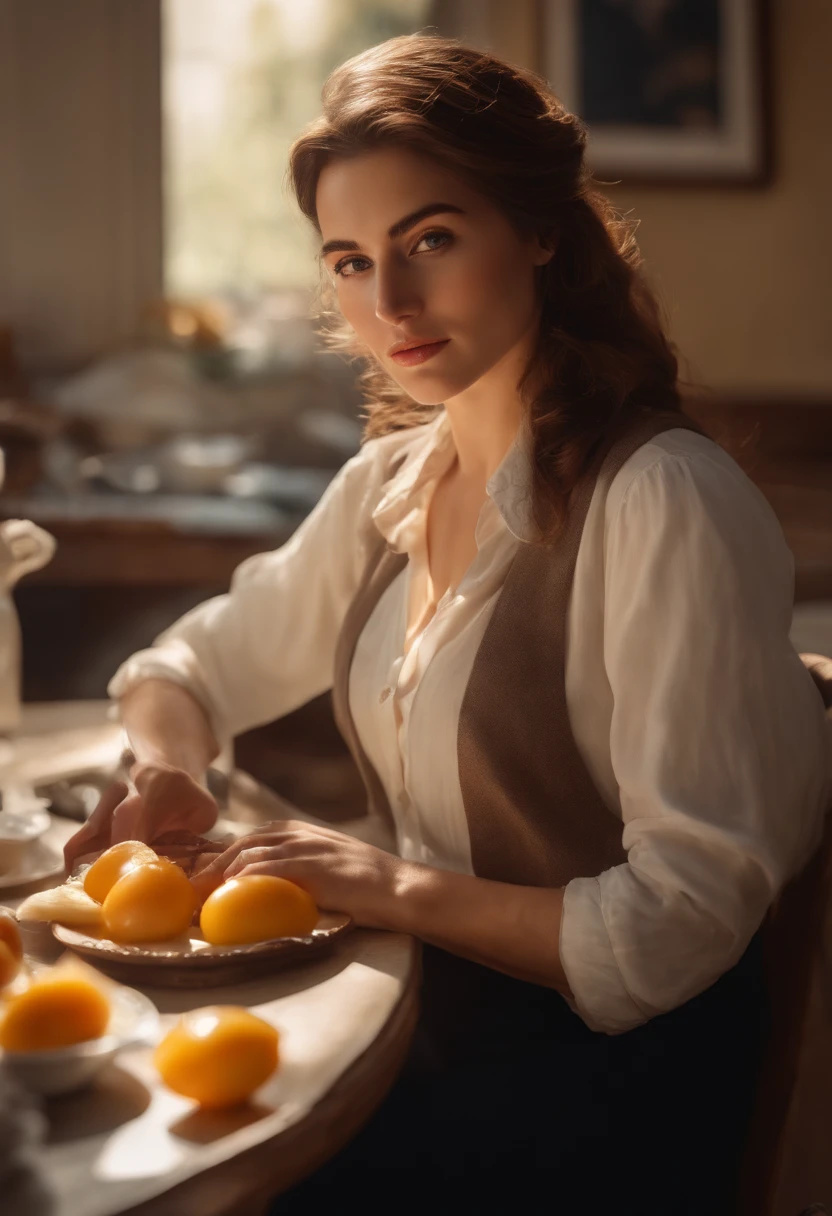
[
  {"xmin": 191, "ymin": 820, "xmax": 572, "ymax": 995},
  {"xmin": 190, "ymin": 820, "xmax": 405, "ymax": 927},
  {"xmin": 63, "ymin": 762, "xmax": 219, "ymax": 871}
]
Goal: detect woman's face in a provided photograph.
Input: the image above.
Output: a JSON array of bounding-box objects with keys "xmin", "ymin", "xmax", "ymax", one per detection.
[{"xmin": 316, "ymin": 146, "xmax": 553, "ymax": 406}]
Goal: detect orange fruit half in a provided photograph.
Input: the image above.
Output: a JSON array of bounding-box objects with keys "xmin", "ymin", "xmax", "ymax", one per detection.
[
  {"xmin": 199, "ymin": 875, "xmax": 318, "ymax": 946},
  {"xmin": 102, "ymin": 859, "xmax": 197, "ymax": 943}
]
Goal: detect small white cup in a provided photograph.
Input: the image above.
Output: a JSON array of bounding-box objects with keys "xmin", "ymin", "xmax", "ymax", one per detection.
[{"xmin": 0, "ymin": 791, "xmax": 50, "ymax": 876}]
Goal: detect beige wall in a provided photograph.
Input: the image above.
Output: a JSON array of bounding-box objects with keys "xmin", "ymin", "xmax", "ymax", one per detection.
[
  {"xmin": 0, "ymin": 0, "xmax": 163, "ymax": 373},
  {"xmin": 487, "ymin": 0, "xmax": 832, "ymax": 399},
  {"xmin": 609, "ymin": 0, "xmax": 832, "ymax": 398}
]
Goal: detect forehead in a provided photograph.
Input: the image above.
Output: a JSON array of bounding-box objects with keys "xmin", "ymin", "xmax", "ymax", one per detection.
[{"xmin": 316, "ymin": 146, "xmax": 479, "ymax": 237}]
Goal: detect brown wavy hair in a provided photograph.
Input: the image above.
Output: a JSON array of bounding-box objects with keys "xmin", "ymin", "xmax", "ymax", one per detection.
[{"xmin": 288, "ymin": 32, "xmax": 690, "ymax": 541}]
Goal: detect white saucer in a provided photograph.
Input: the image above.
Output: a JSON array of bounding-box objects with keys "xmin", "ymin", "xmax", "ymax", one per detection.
[{"xmin": 0, "ymin": 838, "xmax": 65, "ymax": 893}]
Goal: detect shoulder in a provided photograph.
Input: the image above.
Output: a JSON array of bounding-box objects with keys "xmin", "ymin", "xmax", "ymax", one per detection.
[
  {"xmin": 602, "ymin": 426, "xmax": 793, "ymax": 589},
  {"xmin": 606, "ymin": 427, "xmax": 782, "ymax": 536}
]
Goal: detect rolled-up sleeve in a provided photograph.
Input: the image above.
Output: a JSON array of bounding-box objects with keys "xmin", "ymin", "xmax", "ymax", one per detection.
[
  {"xmin": 108, "ymin": 436, "xmax": 398, "ymax": 747},
  {"xmin": 560, "ymin": 450, "xmax": 832, "ymax": 1034}
]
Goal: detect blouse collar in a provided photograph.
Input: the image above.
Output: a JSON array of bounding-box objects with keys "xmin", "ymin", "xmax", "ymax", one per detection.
[{"xmin": 371, "ymin": 408, "xmax": 536, "ymax": 551}]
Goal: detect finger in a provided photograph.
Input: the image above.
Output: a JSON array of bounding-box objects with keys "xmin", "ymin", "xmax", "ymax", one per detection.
[
  {"xmin": 154, "ymin": 838, "xmax": 226, "ymax": 858},
  {"xmin": 151, "ymin": 829, "xmax": 207, "ymax": 847},
  {"xmin": 149, "ymin": 830, "xmax": 228, "ymax": 861},
  {"xmin": 190, "ymin": 852, "xmax": 231, "ymax": 886},
  {"xmin": 192, "ymin": 833, "xmax": 284, "ymax": 880},
  {"xmin": 191, "ymin": 847, "xmax": 244, "ymax": 884},
  {"xmin": 130, "ymin": 766, "xmax": 219, "ymax": 838},
  {"xmin": 63, "ymin": 781, "xmax": 129, "ymax": 870},
  {"xmin": 234, "ymin": 860, "xmax": 295, "ymax": 882},
  {"xmin": 235, "ymin": 819, "xmax": 336, "ymax": 841},
  {"xmin": 63, "ymin": 823, "xmax": 106, "ymax": 873},
  {"xmin": 121, "ymin": 786, "xmax": 194, "ymax": 845},
  {"xmin": 224, "ymin": 846, "xmax": 283, "ymax": 877},
  {"xmin": 208, "ymin": 831, "xmax": 237, "ymax": 849},
  {"xmin": 190, "ymin": 864, "xmax": 225, "ymax": 905},
  {"xmin": 233, "ymin": 860, "xmax": 318, "ymax": 901},
  {"xmin": 110, "ymin": 792, "xmax": 147, "ymax": 844},
  {"xmin": 77, "ymin": 779, "xmax": 130, "ymax": 844},
  {"xmin": 72, "ymin": 848, "xmax": 111, "ymax": 870},
  {"xmin": 279, "ymin": 818, "xmax": 346, "ymax": 842}
]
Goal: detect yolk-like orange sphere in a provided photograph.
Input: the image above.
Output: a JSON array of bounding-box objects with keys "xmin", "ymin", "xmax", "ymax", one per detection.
[
  {"xmin": 0, "ymin": 909, "xmax": 22, "ymax": 962},
  {"xmin": 0, "ymin": 911, "xmax": 23, "ymax": 990},
  {"xmin": 0, "ymin": 941, "xmax": 20, "ymax": 990},
  {"xmin": 154, "ymin": 1005, "xmax": 279, "ymax": 1108},
  {"xmin": 102, "ymin": 859, "xmax": 198, "ymax": 943},
  {"xmin": 84, "ymin": 840, "xmax": 159, "ymax": 903},
  {"xmin": 199, "ymin": 875, "xmax": 318, "ymax": 946},
  {"xmin": 0, "ymin": 973, "xmax": 110, "ymax": 1051}
]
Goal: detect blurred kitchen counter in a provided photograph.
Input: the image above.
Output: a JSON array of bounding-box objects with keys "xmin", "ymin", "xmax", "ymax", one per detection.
[{"xmin": 0, "ymin": 492, "xmax": 300, "ymax": 586}]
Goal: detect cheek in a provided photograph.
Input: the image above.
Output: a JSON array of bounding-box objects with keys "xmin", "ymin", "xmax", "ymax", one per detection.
[
  {"xmin": 473, "ymin": 243, "xmax": 537, "ymax": 307},
  {"xmin": 335, "ymin": 283, "xmax": 380, "ymax": 346},
  {"xmin": 446, "ymin": 250, "xmax": 538, "ymax": 348}
]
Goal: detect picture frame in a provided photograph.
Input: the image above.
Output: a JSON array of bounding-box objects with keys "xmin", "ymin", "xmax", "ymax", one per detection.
[{"xmin": 540, "ymin": 0, "xmax": 772, "ymax": 186}]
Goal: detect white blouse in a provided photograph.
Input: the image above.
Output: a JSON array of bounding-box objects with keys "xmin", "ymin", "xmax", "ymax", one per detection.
[{"xmin": 109, "ymin": 410, "xmax": 832, "ymax": 1034}]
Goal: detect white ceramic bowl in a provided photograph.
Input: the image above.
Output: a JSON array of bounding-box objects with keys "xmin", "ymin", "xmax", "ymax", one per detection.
[
  {"xmin": 0, "ymin": 981, "xmax": 159, "ymax": 1096},
  {"xmin": 0, "ymin": 806, "xmax": 50, "ymax": 876},
  {"xmin": 159, "ymin": 434, "xmax": 252, "ymax": 494}
]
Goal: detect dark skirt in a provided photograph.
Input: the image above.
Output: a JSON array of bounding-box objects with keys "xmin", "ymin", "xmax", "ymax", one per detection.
[{"xmin": 272, "ymin": 932, "xmax": 769, "ymax": 1214}]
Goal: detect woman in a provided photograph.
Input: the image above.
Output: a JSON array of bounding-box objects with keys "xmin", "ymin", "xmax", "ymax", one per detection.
[{"xmin": 64, "ymin": 34, "xmax": 831, "ymax": 1213}]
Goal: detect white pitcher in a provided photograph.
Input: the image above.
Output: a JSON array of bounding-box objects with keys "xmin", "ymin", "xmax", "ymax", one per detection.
[{"xmin": 0, "ymin": 450, "xmax": 56, "ymax": 735}]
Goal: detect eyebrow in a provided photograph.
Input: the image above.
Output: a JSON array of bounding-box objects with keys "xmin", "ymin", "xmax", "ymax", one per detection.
[{"xmin": 320, "ymin": 202, "xmax": 466, "ymax": 258}]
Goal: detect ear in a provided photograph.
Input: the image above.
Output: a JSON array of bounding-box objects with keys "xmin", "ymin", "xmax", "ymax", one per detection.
[{"xmin": 530, "ymin": 234, "xmax": 557, "ymax": 266}]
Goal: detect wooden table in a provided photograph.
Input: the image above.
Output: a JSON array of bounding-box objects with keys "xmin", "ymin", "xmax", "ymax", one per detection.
[{"xmin": 0, "ymin": 703, "xmax": 420, "ymax": 1216}]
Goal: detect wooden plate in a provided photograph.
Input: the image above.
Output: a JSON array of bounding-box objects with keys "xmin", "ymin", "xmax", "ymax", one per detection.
[{"xmin": 52, "ymin": 912, "xmax": 353, "ymax": 988}]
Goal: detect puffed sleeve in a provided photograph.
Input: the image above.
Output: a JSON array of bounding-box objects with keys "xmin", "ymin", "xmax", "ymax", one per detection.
[
  {"xmin": 559, "ymin": 449, "xmax": 832, "ymax": 1034},
  {"xmin": 107, "ymin": 433, "xmax": 407, "ymax": 750}
]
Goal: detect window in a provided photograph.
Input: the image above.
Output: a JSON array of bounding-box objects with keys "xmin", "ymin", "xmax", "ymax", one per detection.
[
  {"xmin": 0, "ymin": 0, "xmax": 533, "ymax": 371},
  {"xmin": 163, "ymin": 0, "xmax": 437, "ymax": 310}
]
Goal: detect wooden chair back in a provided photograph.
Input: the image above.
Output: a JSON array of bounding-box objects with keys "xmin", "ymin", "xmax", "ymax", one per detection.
[{"xmin": 735, "ymin": 653, "xmax": 832, "ymax": 1215}]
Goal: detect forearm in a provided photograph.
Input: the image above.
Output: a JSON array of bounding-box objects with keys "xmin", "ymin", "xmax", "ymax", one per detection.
[
  {"xmin": 118, "ymin": 678, "xmax": 220, "ymax": 781},
  {"xmin": 384, "ymin": 862, "xmax": 573, "ymax": 997}
]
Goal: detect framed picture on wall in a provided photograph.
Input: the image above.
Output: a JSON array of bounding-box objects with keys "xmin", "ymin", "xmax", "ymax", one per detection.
[{"xmin": 541, "ymin": 0, "xmax": 771, "ymax": 185}]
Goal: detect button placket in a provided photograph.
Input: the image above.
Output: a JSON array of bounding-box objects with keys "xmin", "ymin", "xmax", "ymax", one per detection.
[{"xmin": 378, "ymin": 654, "xmax": 404, "ymax": 705}]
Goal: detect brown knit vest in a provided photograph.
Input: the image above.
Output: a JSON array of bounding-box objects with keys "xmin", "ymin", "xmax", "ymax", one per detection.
[{"xmin": 332, "ymin": 413, "xmax": 708, "ymax": 888}]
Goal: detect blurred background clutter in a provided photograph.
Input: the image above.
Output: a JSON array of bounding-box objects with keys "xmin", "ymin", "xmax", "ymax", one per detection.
[{"xmin": 0, "ymin": 0, "xmax": 829, "ymax": 818}]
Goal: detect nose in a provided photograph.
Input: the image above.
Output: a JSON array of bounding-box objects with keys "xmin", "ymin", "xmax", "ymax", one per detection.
[{"xmin": 374, "ymin": 255, "xmax": 422, "ymax": 326}]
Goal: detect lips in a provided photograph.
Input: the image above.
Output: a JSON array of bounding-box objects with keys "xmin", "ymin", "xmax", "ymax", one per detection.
[{"xmin": 389, "ymin": 339, "xmax": 450, "ymax": 367}]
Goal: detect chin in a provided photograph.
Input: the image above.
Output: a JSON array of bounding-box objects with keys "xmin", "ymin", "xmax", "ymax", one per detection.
[
  {"xmin": 404, "ymin": 386, "xmax": 453, "ymax": 407},
  {"xmin": 389, "ymin": 367, "xmax": 483, "ymax": 408}
]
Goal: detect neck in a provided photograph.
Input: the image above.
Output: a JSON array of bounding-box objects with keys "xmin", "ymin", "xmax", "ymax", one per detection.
[
  {"xmin": 443, "ymin": 398, "xmax": 524, "ymax": 487},
  {"xmin": 442, "ymin": 334, "xmax": 537, "ymax": 486}
]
